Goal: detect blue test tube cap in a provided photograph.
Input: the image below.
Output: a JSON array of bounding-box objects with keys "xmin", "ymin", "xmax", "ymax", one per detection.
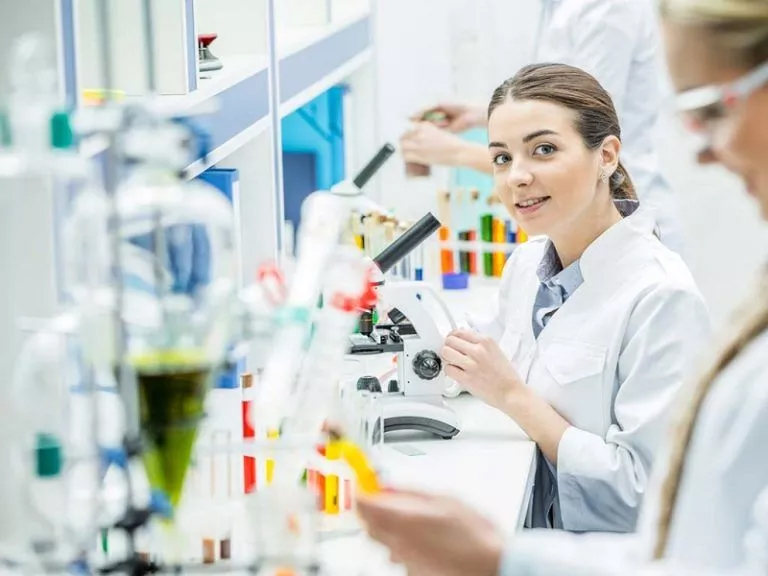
[
  {"xmin": 150, "ymin": 490, "xmax": 174, "ymax": 520},
  {"xmin": 441, "ymin": 272, "xmax": 469, "ymax": 291},
  {"xmin": 99, "ymin": 447, "xmax": 129, "ymax": 470}
]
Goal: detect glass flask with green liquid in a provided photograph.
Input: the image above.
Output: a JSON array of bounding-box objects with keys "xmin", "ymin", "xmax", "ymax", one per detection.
[{"xmin": 130, "ymin": 350, "xmax": 215, "ymax": 512}]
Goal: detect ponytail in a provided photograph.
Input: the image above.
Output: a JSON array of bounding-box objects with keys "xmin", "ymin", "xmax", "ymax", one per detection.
[
  {"xmin": 610, "ymin": 161, "xmax": 636, "ymax": 201},
  {"xmin": 654, "ymin": 270, "xmax": 768, "ymax": 558}
]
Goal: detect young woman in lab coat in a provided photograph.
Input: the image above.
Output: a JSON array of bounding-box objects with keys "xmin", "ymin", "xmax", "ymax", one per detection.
[
  {"xmin": 402, "ymin": 0, "xmax": 684, "ymax": 252},
  {"xmin": 440, "ymin": 62, "xmax": 709, "ymax": 534},
  {"xmin": 356, "ymin": 1, "xmax": 768, "ymax": 575}
]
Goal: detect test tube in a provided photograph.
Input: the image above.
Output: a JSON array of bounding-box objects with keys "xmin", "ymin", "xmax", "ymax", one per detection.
[
  {"xmin": 436, "ymin": 190, "xmax": 454, "ymax": 274},
  {"xmin": 202, "ymin": 538, "xmax": 216, "ymax": 564},
  {"xmin": 481, "ymin": 197, "xmax": 494, "ymax": 277},
  {"xmin": 469, "ymin": 188, "xmax": 480, "ymax": 274},
  {"xmin": 241, "ymin": 373, "xmax": 257, "ymax": 494},
  {"xmin": 414, "ymin": 242, "xmax": 424, "ymax": 281},
  {"xmin": 492, "ymin": 217, "xmax": 505, "ymax": 277}
]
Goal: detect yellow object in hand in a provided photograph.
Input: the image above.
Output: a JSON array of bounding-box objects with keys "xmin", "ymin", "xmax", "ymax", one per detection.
[{"xmin": 326, "ymin": 437, "xmax": 381, "ymax": 495}]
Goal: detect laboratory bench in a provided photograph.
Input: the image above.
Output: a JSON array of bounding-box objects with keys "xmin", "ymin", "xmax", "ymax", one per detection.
[{"xmin": 320, "ymin": 394, "xmax": 536, "ymax": 575}]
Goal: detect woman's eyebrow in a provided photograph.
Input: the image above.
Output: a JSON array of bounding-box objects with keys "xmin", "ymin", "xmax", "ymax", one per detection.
[{"xmin": 523, "ymin": 129, "xmax": 558, "ymax": 143}]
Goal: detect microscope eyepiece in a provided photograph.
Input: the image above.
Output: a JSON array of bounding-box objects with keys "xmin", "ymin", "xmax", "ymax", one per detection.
[{"xmin": 373, "ymin": 212, "xmax": 441, "ymax": 274}]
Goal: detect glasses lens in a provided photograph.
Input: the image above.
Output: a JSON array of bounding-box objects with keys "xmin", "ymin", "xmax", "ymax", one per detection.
[{"xmin": 681, "ymin": 100, "xmax": 727, "ymax": 134}]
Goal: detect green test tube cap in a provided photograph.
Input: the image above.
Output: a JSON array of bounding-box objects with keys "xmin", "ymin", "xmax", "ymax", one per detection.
[
  {"xmin": 35, "ymin": 433, "xmax": 63, "ymax": 477},
  {"xmin": 0, "ymin": 109, "xmax": 11, "ymax": 147},
  {"xmin": 50, "ymin": 111, "xmax": 74, "ymax": 150}
]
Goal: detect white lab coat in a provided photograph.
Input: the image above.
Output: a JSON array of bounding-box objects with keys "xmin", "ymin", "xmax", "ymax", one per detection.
[
  {"xmin": 477, "ymin": 207, "xmax": 709, "ymax": 532},
  {"xmin": 499, "ymin": 324, "xmax": 768, "ymax": 576},
  {"xmin": 535, "ymin": 0, "xmax": 684, "ymax": 254}
]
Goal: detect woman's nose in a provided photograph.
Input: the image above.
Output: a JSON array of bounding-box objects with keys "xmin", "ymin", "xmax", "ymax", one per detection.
[{"xmin": 506, "ymin": 161, "xmax": 534, "ymax": 187}]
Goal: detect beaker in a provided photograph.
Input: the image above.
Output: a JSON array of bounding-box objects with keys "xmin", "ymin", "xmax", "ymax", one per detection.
[
  {"xmin": 7, "ymin": 319, "xmax": 103, "ymax": 571},
  {"xmin": 249, "ymin": 482, "xmax": 322, "ymax": 576}
]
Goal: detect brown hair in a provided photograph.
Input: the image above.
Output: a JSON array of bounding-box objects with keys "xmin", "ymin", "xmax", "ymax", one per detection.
[
  {"xmin": 654, "ymin": 0, "xmax": 768, "ymax": 559},
  {"xmin": 488, "ymin": 63, "xmax": 636, "ymax": 201}
]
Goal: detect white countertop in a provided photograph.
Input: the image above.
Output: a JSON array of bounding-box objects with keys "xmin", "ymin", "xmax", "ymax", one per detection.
[{"xmin": 320, "ymin": 395, "xmax": 536, "ymax": 575}]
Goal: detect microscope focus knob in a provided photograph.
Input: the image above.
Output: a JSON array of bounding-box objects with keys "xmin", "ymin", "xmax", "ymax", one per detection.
[
  {"xmin": 356, "ymin": 375, "xmax": 382, "ymax": 393},
  {"xmin": 412, "ymin": 350, "xmax": 442, "ymax": 380}
]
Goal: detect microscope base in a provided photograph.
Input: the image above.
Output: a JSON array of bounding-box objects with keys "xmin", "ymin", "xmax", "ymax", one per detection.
[{"xmin": 376, "ymin": 397, "xmax": 460, "ymax": 440}]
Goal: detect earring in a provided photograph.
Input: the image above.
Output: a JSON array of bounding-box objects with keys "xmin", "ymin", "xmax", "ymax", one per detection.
[{"xmin": 600, "ymin": 170, "xmax": 609, "ymax": 184}]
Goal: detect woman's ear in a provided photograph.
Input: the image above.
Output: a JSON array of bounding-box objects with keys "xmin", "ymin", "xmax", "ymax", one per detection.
[{"xmin": 600, "ymin": 135, "xmax": 621, "ymax": 175}]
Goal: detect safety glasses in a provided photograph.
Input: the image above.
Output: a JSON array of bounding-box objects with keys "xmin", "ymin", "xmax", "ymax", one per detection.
[{"xmin": 675, "ymin": 59, "xmax": 768, "ymax": 134}]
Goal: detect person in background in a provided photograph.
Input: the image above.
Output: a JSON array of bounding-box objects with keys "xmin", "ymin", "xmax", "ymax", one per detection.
[
  {"xmin": 402, "ymin": 0, "xmax": 685, "ymax": 253},
  {"xmin": 358, "ymin": 1, "xmax": 768, "ymax": 575}
]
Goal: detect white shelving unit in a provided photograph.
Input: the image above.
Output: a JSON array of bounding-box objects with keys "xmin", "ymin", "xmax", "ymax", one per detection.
[{"xmin": 0, "ymin": 0, "xmax": 378, "ymax": 283}]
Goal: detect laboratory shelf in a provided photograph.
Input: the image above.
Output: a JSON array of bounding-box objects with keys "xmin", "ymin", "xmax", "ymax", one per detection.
[
  {"xmin": 164, "ymin": 55, "xmax": 270, "ymax": 113},
  {"xmin": 278, "ymin": 12, "xmax": 372, "ymax": 117},
  {"xmin": 76, "ymin": 55, "xmax": 272, "ymax": 174},
  {"xmin": 180, "ymin": 55, "xmax": 272, "ymax": 177},
  {"xmin": 3, "ymin": 0, "xmax": 379, "ymax": 294}
]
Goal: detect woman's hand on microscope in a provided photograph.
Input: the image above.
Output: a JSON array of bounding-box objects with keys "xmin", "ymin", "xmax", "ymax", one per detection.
[
  {"xmin": 442, "ymin": 329, "xmax": 571, "ymax": 465},
  {"xmin": 356, "ymin": 488, "xmax": 503, "ymax": 576},
  {"xmin": 441, "ymin": 328, "xmax": 524, "ymax": 412}
]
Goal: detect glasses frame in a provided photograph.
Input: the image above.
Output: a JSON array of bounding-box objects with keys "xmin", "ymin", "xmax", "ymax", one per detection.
[{"xmin": 675, "ymin": 59, "xmax": 768, "ymax": 132}]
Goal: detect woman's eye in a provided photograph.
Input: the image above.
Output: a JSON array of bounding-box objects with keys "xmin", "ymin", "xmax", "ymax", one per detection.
[
  {"xmin": 696, "ymin": 102, "xmax": 727, "ymax": 124},
  {"xmin": 492, "ymin": 152, "xmax": 511, "ymax": 166},
  {"xmin": 533, "ymin": 144, "xmax": 556, "ymax": 156}
]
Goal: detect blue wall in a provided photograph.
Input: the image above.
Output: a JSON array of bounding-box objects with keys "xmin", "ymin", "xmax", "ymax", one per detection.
[{"xmin": 281, "ymin": 85, "xmax": 347, "ymax": 239}]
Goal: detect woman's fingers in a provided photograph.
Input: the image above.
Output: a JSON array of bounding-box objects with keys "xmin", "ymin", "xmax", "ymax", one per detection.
[
  {"xmin": 441, "ymin": 345, "xmax": 473, "ymax": 370},
  {"xmin": 444, "ymin": 334, "xmax": 479, "ymax": 357},
  {"xmin": 449, "ymin": 328, "xmax": 483, "ymax": 343}
]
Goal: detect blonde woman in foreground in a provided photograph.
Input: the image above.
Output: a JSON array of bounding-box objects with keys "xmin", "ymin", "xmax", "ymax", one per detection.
[{"xmin": 357, "ymin": 1, "xmax": 768, "ymax": 575}]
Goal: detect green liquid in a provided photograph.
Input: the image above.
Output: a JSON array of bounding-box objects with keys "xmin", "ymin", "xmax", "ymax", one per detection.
[{"xmin": 135, "ymin": 362, "xmax": 211, "ymax": 511}]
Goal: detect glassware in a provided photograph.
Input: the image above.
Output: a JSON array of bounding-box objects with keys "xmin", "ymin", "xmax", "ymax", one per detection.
[
  {"xmin": 64, "ymin": 118, "xmax": 239, "ymax": 528},
  {"xmin": 7, "ymin": 320, "xmax": 102, "ymax": 571}
]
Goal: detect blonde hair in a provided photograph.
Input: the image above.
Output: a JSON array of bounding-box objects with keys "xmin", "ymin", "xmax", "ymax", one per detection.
[
  {"xmin": 654, "ymin": 269, "xmax": 768, "ymax": 558},
  {"xmin": 659, "ymin": 0, "xmax": 768, "ymax": 65}
]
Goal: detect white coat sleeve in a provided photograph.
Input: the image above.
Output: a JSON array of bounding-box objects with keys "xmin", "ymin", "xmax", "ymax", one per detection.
[
  {"xmin": 499, "ymin": 535, "xmax": 754, "ymax": 576},
  {"xmin": 498, "ymin": 530, "xmax": 638, "ymax": 576},
  {"xmin": 499, "ymin": 487, "xmax": 768, "ymax": 576},
  {"xmin": 566, "ymin": 0, "xmax": 638, "ymax": 118},
  {"xmin": 555, "ymin": 283, "xmax": 710, "ymax": 532}
]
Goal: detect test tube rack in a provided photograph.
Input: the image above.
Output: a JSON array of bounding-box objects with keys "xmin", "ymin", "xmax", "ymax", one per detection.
[{"xmin": 436, "ymin": 188, "xmax": 528, "ymax": 282}]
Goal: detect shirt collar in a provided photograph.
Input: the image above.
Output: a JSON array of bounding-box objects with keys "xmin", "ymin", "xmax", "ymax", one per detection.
[
  {"xmin": 536, "ymin": 199, "xmax": 653, "ymax": 287},
  {"xmin": 580, "ymin": 200, "xmax": 658, "ymax": 283},
  {"xmin": 536, "ymin": 241, "xmax": 584, "ymax": 298}
]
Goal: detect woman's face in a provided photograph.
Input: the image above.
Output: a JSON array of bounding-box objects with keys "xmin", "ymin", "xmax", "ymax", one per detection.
[
  {"xmin": 487, "ymin": 98, "xmax": 617, "ymax": 238},
  {"xmin": 663, "ymin": 21, "xmax": 768, "ymax": 219}
]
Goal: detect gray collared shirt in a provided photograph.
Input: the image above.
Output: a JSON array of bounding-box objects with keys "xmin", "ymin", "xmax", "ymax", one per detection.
[
  {"xmin": 532, "ymin": 244, "xmax": 584, "ymax": 339},
  {"xmin": 526, "ymin": 199, "xmax": 640, "ymax": 530},
  {"xmin": 531, "ymin": 199, "xmax": 638, "ymax": 340}
]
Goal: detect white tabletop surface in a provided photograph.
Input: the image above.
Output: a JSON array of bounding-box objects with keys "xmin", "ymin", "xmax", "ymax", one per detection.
[{"xmin": 320, "ymin": 395, "xmax": 536, "ymax": 576}]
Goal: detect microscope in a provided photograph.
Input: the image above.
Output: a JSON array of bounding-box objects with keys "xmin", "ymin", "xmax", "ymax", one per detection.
[{"xmin": 348, "ymin": 213, "xmax": 460, "ymax": 440}]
